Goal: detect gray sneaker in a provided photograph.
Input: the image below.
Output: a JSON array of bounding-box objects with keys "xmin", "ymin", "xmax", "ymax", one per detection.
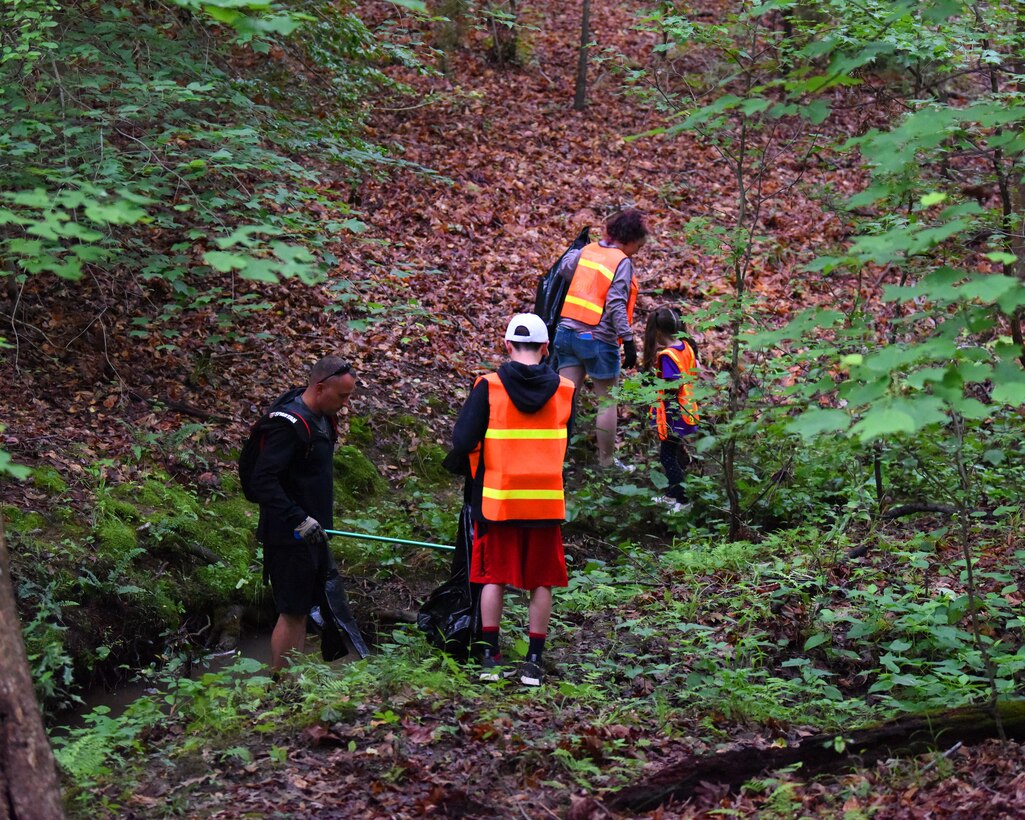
[
  {"xmin": 608, "ymin": 457, "xmax": 636, "ymax": 474},
  {"xmin": 656, "ymin": 496, "xmax": 693, "ymax": 514},
  {"xmin": 518, "ymin": 659, "xmax": 544, "ymax": 687}
]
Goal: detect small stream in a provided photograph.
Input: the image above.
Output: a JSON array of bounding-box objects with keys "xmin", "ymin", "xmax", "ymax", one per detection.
[{"xmin": 57, "ymin": 630, "xmax": 274, "ymax": 734}]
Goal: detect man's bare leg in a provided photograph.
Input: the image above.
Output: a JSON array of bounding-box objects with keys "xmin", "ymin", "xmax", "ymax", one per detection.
[{"xmin": 271, "ymin": 613, "xmax": 307, "ymax": 671}]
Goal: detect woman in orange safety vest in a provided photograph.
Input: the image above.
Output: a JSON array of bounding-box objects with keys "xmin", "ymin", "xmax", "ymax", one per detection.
[{"xmin": 553, "ymin": 208, "xmax": 648, "ymax": 471}]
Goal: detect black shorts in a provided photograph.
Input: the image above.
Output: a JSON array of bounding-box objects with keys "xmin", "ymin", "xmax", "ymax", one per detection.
[{"xmin": 263, "ymin": 540, "xmax": 330, "ymax": 615}]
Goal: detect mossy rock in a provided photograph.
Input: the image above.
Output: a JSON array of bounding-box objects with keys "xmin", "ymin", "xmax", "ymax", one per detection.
[
  {"xmin": 334, "ymin": 444, "xmax": 386, "ymax": 500},
  {"xmin": 97, "ymin": 495, "xmax": 142, "ymax": 523},
  {"xmin": 149, "ymin": 581, "xmax": 184, "ymax": 627},
  {"xmin": 346, "ymin": 415, "xmax": 375, "ymax": 448},
  {"xmin": 2, "ymin": 505, "xmax": 47, "ymax": 533},
  {"xmin": 130, "ymin": 478, "xmax": 201, "ymax": 515},
  {"xmin": 409, "ymin": 442, "xmax": 450, "ymax": 484},
  {"xmin": 207, "ymin": 493, "xmax": 256, "ymax": 531},
  {"xmin": 95, "ymin": 517, "xmax": 138, "ymax": 558},
  {"xmin": 377, "ymin": 412, "xmax": 430, "ymax": 441},
  {"xmin": 32, "ymin": 466, "xmax": 68, "ymax": 494},
  {"xmin": 192, "ymin": 559, "xmax": 261, "ymax": 611}
]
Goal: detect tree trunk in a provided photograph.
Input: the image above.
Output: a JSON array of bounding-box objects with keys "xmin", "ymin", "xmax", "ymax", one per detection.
[
  {"xmin": 487, "ymin": 0, "xmax": 519, "ymax": 66},
  {"xmin": 0, "ymin": 512, "xmax": 65, "ymax": 820},
  {"xmin": 573, "ymin": 0, "xmax": 591, "ymax": 110},
  {"xmin": 607, "ymin": 700, "xmax": 1025, "ymax": 813},
  {"xmin": 430, "ymin": 0, "xmax": 468, "ymax": 75}
]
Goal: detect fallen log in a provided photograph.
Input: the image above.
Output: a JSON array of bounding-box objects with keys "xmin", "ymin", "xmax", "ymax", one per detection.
[{"xmin": 607, "ymin": 700, "xmax": 1025, "ymax": 813}]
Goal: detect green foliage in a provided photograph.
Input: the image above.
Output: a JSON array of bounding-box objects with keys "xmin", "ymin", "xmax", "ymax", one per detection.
[
  {"xmin": 18, "ymin": 577, "xmax": 80, "ymax": 711},
  {"xmin": 10, "ymin": 467, "xmax": 260, "ymax": 715},
  {"xmin": 0, "ymin": 0, "xmax": 416, "ymax": 349},
  {"xmin": 52, "ymin": 522, "xmax": 1025, "ymax": 810},
  {"xmin": 53, "ymin": 656, "xmax": 269, "ymax": 794}
]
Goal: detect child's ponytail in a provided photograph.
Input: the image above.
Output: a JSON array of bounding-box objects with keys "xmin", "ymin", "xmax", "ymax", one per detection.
[{"xmin": 643, "ymin": 306, "xmax": 685, "ymax": 371}]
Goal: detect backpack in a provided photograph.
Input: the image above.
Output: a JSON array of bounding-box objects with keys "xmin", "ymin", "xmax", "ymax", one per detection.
[
  {"xmin": 238, "ymin": 389, "xmax": 313, "ymax": 503},
  {"xmin": 533, "ymin": 225, "xmax": 592, "ymax": 370}
]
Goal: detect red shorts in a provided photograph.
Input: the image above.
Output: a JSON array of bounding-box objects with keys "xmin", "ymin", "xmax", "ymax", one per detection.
[{"xmin": 470, "ymin": 522, "xmax": 568, "ymax": 590}]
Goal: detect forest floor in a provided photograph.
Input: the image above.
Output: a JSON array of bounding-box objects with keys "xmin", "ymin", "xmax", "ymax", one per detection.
[{"xmin": 5, "ymin": 0, "xmax": 1024, "ymax": 817}]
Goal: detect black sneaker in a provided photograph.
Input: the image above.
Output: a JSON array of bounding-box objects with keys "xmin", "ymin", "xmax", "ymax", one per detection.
[
  {"xmin": 518, "ymin": 659, "xmax": 544, "ymax": 687},
  {"xmin": 479, "ymin": 654, "xmax": 514, "ymax": 682}
]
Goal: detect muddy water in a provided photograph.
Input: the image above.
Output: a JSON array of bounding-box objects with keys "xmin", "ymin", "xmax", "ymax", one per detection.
[{"xmin": 56, "ymin": 630, "xmax": 274, "ymax": 734}]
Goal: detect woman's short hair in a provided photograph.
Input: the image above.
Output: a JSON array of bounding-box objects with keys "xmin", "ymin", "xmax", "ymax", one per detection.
[{"xmin": 606, "ymin": 208, "xmax": 648, "ymax": 244}]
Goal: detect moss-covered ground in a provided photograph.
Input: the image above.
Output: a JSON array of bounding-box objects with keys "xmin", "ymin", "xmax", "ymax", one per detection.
[{"xmin": 6, "ymin": 410, "xmax": 461, "ymax": 717}]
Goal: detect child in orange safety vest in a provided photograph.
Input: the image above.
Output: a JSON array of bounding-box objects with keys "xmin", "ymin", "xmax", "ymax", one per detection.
[
  {"xmin": 642, "ymin": 306, "xmax": 699, "ymax": 513},
  {"xmin": 444, "ymin": 313, "xmax": 576, "ymax": 687}
]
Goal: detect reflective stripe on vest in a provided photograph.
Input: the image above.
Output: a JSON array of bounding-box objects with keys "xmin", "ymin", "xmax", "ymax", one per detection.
[
  {"xmin": 477, "ymin": 372, "xmax": 574, "ymax": 522},
  {"xmin": 652, "ymin": 343, "xmax": 699, "ymax": 439},
  {"xmin": 560, "ymin": 243, "xmax": 629, "ymax": 326}
]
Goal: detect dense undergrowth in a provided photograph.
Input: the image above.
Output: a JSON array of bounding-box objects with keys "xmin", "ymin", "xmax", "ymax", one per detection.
[
  {"xmin": 6, "ymin": 372, "xmax": 1025, "ymax": 814},
  {"xmin": 4, "ymin": 408, "xmax": 459, "ymax": 719},
  {"xmin": 50, "ymin": 500, "xmax": 1025, "ymax": 815}
]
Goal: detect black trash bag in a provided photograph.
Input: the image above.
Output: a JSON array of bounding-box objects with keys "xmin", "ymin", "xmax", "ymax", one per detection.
[
  {"xmin": 533, "ymin": 225, "xmax": 592, "ymax": 371},
  {"xmin": 416, "ymin": 502, "xmax": 482, "ymax": 660},
  {"xmin": 310, "ymin": 558, "xmax": 370, "ymax": 661}
]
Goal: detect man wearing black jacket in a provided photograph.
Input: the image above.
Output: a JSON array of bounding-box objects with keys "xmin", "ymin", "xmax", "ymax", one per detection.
[{"xmin": 249, "ymin": 356, "xmax": 355, "ymax": 670}]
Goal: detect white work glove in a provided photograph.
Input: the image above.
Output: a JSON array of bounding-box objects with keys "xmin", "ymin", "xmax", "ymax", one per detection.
[{"xmin": 294, "ymin": 516, "xmax": 328, "ymax": 549}]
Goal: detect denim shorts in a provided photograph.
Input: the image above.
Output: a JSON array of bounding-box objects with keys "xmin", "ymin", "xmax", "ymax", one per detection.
[{"xmin": 554, "ymin": 325, "xmax": 620, "ymax": 380}]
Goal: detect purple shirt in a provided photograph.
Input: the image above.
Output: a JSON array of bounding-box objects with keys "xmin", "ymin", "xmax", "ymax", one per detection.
[{"xmin": 656, "ymin": 342, "xmax": 697, "ymax": 437}]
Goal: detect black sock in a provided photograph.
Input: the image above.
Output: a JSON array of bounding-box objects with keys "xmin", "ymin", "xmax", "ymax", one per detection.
[
  {"xmin": 527, "ymin": 632, "xmax": 546, "ymax": 663},
  {"xmin": 482, "ymin": 627, "xmax": 500, "ymax": 657}
]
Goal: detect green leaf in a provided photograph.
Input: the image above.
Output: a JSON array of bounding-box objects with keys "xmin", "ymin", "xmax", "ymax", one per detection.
[
  {"xmin": 336, "ymin": 218, "xmax": 367, "ymax": 233},
  {"xmin": 238, "ymin": 258, "xmax": 279, "ymax": 283},
  {"xmin": 387, "ymin": 0, "xmax": 428, "ymax": 11},
  {"xmin": 214, "ymin": 224, "xmax": 282, "ymax": 249},
  {"xmin": 959, "ymin": 274, "xmax": 1019, "ymax": 305},
  {"xmin": 203, "ymin": 251, "xmax": 248, "ymax": 272},
  {"xmin": 991, "ymin": 380, "xmax": 1025, "ymax": 406},
  {"xmin": 83, "ymin": 200, "xmax": 147, "ymax": 225},
  {"xmin": 803, "ymin": 633, "xmax": 830, "ymax": 650},
  {"xmin": 849, "ymin": 407, "xmax": 916, "ymax": 442},
  {"xmin": 739, "ymin": 96, "xmax": 772, "ymax": 115},
  {"xmin": 787, "ymin": 408, "xmax": 850, "ymax": 442},
  {"xmin": 983, "ymin": 449, "xmax": 1006, "ymax": 466},
  {"xmin": 0, "ymin": 450, "xmax": 32, "ymax": 480},
  {"xmin": 919, "ymin": 191, "xmax": 947, "ymax": 207},
  {"xmin": 991, "ymin": 359, "xmax": 1025, "ymax": 407}
]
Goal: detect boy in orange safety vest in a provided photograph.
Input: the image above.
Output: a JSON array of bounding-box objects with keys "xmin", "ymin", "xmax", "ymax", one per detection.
[{"xmin": 444, "ymin": 313, "xmax": 576, "ymax": 686}]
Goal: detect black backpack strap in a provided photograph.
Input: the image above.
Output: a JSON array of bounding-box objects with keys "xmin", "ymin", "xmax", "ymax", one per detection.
[{"xmin": 265, "ymin": 407, "xmax": 312, "ymax": 441}]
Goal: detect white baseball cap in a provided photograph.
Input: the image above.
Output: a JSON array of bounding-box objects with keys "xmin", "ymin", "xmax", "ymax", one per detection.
[{"xmin": 504, "ymin": 313, "xmax": 549, "ymax": 343}]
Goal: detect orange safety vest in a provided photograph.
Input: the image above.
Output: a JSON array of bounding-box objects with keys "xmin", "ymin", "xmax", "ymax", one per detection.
[
  {"xmin": 652, "ymin": 343, "xmax": 699, "ymax": 440},
  {"xmin": 560, "ymin": 243, "xmax": 638, "ymax": 328},
  {"xmin": 468, "ymin": 372, "xmax": 575, "ymax": 522}
]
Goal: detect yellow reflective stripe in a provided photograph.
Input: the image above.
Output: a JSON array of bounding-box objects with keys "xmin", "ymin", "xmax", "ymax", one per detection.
[
  {"xmin": 482, "ymin": 488, "xmax": 565, "ymax": 501},
  {"xmin": 485, "ymin": 428, "xmax": 567, "ymax": 440},
  {"xmin": 563, "ymin": 294, "xmax": 603, "ymax": 315},
  {"xmin": 578, "ymin": 258, "xmax": 615, "ymax": 281}
]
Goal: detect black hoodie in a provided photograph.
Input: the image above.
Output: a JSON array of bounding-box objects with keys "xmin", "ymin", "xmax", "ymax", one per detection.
[{"xmin": 448, "ymin": 361, "xmax": 574, "ymax": 524}]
